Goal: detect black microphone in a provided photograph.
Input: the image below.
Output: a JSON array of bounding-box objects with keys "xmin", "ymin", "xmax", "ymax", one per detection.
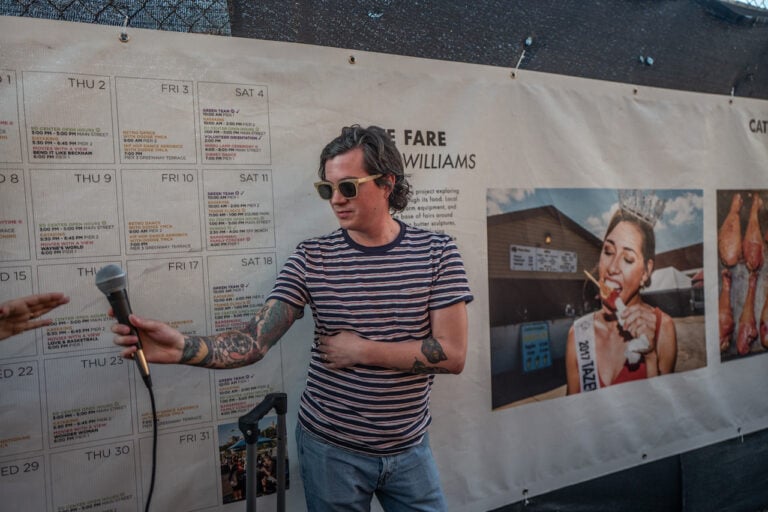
[{"xmin": 96, "ymin": 264, "xmax": 152, "ymax": 389}]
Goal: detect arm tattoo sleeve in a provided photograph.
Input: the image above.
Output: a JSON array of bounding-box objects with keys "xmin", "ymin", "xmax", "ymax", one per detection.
[{"xmin": 181, "ymin": 300, "xmax": 299, "ymax": 369}]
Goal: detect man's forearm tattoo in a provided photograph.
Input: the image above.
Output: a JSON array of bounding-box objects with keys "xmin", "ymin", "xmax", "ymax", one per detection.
[
  {"xmin": 181, "ymin": 335, "xmax": 213, "ymax": 366},
  {"xmin": 421, "ymin": 337, "xmax": 447, "ymax": 364},
  {"xmin": 181, "ymin": 330, "xmax": 256, "ymax": 369},
  {"xmin": 243, "ymin": 301, "xmax": 294, "ymax": 352},
  {"xmin": 212, "ymin": 330, "xmax": 260, "ymax": 368},
  {"xmin": 180, "ymin": 300, "xmax": 297, "ymax": 369},
  {"xmin": 412, "ymin": 360, "xmax": 451, "ymax": 374},
  {"xmin": 410, "ymin": 337, "xmax": 450, "ymax": 374}
]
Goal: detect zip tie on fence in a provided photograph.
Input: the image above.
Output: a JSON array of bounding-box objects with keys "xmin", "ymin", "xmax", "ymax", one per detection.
[{"xmin": 119, "ymin": 16, "xmax": 130, "ymax": 43}]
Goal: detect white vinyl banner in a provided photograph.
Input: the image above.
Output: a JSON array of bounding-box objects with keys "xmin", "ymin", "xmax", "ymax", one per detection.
[{"xmin": 1, "ymin": 16, "xmax": 767, "ymax": 512}]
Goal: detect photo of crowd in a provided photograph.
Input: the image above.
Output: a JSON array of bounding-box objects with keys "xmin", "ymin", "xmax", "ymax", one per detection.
[{"xmin": 217, "ymin": 418, "xmax": 288, "ymax": 504}]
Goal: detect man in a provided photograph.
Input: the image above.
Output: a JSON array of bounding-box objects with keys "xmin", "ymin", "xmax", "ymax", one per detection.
[
  {"xmin": 0, "ymin": 292, "xmax": 69, "ymax": 341},
  {"xmin": 112, "ymin": 125, "xmax": 473, "ymax": 511}
]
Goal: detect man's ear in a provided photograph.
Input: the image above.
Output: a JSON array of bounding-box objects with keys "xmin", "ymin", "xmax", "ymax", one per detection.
[{"xmin": 383, "ymin": 173, "xmax": 396, "ymax": 192}]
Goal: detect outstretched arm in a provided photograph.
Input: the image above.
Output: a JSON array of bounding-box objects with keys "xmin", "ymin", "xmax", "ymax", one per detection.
[
  {"xmin": 0, "ymin": 292, "xmax": 70, "ymax": 341},
  {"xmin": 113, "ymin": 298, "xmax": 302, "ymax": 369},
  {"xmin": 318, "ymin": 301, "xmax": 468, "ymax": 374}
]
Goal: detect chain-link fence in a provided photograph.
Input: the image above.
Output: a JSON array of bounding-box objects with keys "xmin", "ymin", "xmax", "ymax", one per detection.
[{"xmin": 0, "ymin": 0, "xmax": 231, "ymax": 35}]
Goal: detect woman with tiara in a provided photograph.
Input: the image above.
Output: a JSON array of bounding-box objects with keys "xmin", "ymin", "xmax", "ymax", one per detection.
[{"xmin": 565, "ymin": 191, "xmax": 677, "ymax": 393}]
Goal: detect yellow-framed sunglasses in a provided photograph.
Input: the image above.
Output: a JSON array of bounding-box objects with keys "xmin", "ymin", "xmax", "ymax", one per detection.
[{"xmin": 314, "ymin": 173, "xmax": 382, "ymax": 200}]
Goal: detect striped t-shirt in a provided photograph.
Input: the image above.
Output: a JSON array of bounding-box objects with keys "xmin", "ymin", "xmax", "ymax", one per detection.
[{"xmin": 267, "ymin": 220, "xmax": 473, "ymax": 456}]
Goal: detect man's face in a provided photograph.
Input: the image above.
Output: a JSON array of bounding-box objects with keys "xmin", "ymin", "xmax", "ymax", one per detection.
[{"xmin": 323, "ymin": 147, "xmax": 391, "ymax": 234}]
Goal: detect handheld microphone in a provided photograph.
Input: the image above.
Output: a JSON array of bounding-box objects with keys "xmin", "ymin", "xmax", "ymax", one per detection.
[{"xmin": 96, "ymin": 264, "xmax": 152, "ymax": 389}]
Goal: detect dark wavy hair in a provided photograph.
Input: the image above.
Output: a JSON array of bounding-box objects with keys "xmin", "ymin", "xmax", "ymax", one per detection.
[{"xmin": 318, "ymin": 125, "xmax": 411, "ymax": 212}]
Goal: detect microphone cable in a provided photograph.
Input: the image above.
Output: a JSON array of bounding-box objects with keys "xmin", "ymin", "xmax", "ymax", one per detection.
[
  {"xmin": 134, "ymin": 333, "xmax": 156, "ymax": 512},
  {"xmin": 95, "ymin": 265, "xmax": 157, "ymax": 511},
  {"xmin": 131, "ymin": 327, "xmax": 156, "ymax": 512},
  {"xmin": 143, "ymin": 377, "xmax": 157, "ymax": 512}
]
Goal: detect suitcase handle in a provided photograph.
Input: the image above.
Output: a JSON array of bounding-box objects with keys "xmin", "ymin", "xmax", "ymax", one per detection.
[{"xmin": 239, "ymin": 392, "xmax": 288, "ymax": 512}]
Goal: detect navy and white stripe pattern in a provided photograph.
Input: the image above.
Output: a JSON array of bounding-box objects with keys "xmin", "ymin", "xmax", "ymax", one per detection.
[{"xmin": 267, "ymin": 221, "xmax": 473, "ymax": 455}]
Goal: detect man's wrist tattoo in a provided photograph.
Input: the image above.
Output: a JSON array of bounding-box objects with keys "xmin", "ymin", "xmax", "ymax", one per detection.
[{"xmin": 181, "ymin": 335, "xmax": 213, "ymax": 367}]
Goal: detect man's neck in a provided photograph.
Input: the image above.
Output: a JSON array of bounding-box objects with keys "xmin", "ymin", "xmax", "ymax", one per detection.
[{"xmin": 346, "ymin": 216, "xmax": 401, "ymax": 247}]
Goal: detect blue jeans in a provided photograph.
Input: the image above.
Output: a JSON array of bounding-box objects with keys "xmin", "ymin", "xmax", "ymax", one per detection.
[{"xmin": 296, "ymin": 424, "xmax": 447, "ymax": 512}]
